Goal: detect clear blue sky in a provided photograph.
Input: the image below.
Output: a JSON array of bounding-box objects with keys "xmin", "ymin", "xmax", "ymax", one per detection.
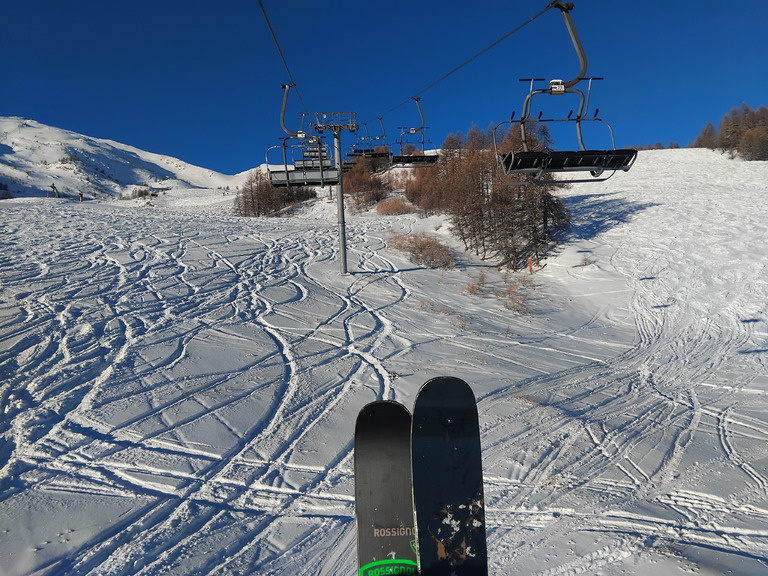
[{"xmin": 4, "ymin": 1, "xmax": 767, "ymax": 175}]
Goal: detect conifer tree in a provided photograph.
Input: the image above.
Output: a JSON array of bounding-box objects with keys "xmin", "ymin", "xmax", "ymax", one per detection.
[{"xmin": 344, "ymin": 157, "xmax": 388, "ymax": 213}]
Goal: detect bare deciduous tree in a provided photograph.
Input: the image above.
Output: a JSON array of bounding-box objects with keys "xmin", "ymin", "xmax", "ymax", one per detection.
[
  {"xmin": 404, "ymin": 124, "xmax": 568, "ymax": 270},
  {"xmin": 693, "ymin": 103, "xmax": 768, "ymax": 160},
  {"xmin": 235, "ymin": 170, "xmax": 316, "ymax": 217}
]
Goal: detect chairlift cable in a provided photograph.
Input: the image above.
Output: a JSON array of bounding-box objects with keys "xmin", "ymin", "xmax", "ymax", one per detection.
[
  {"xmin": 375, "ymin": 1, "xmax": 561, "ymax": 122},
  {"xmin": 258, "ymin": 0, "xmax": 310, "ymax": 116}
]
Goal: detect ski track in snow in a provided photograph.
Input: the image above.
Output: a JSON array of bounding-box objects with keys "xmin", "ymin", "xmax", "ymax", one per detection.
[
  {"xmin": 0, "ymin": 200, "xmax": 422, "ymax": 576},
  {"xmin": 1, "ymin": 149, "xmax": 768, "ymax": 574},
  {"xmin": 480, "ymin": 152, "xmax": 768, "ymax": 573}
]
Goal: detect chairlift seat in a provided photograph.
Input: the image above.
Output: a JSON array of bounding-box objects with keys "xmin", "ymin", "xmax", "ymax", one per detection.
[
  {"xmin": 268, "ymin": 167, "xmax": 340, "ymax": 188},
  {"xmin": 604, "ymin": 149, "xmax": 637, "ymax": 171},
  {"xmin": 350, "ymin": 148, "xmax": 376, "ymax": 157},
  {"xmin": 499, "ymin": 148, "xmax": 637, "ymax": 180},
  {"xmin": 392, "ymin": 154, "xmax": 439, "ymax": 164},
  {"xmin": 500, "ymin": 151, "xmax": 549, "ymax": 174},
  {"xmin": 365, "ymin": 151, "xmax": 393, "ymax": 159},
  {"xmin": 547, "ymin": 150, "xmax": 608, "ymax": 172},
  {"xmin": 546, "ymin": 149, "xmax": 636, "ymax": 174},
  {"xmin": 268, "ymin": 170, "xmax": 295, "ymax": 187},
  {"xmin": 302, "ymin": 167, "xmax": 340, "ymax": 185}
]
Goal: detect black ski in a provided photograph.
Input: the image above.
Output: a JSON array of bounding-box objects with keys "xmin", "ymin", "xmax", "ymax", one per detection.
[
  {"xmin": 354, "ymin": 400, "xmax": 419, "ymax": 576},
  {"xmin": 411, "ymin": 377, "xmax": 488, "ymax": 575}
]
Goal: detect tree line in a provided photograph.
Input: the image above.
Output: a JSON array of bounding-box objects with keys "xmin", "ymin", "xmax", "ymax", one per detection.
[
  {"xmin": 692, "ymin": 103, "xmax": 768, "ymax": 161},
  {"xmin": 234, "ymin": 170, "xmax": 316, "ymax": 217},
  {"xmin": 234, "ymin": 151, "xmax": 388, "ymax": 217},
  {"xmin": 236, "ymin": 124, "xmax": 570, "ymax": 270}
]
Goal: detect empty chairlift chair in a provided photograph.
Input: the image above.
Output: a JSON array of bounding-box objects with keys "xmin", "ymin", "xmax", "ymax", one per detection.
[
  {"xmin": 365, "ymin": 119, "xmax": 394, "ymax": 160},
  {"xmin": 494, "ymin": 3, "xmax": 637, "ymax": 184},
  {"xmin": 391, "ymin": 98, "xmax": 439, "ymax": 165},
  {"xmin": 265, "ymin": 84, "xmax": 341, "ymax": 188},
  {"xmin": 496, "ymin": 80, "xmax": 637, "ymax": 183},
  {"xmin": 266, "ymin": 138, "xmax": 339, "ymax": 188},
  {"xmin": 347, "ymin": 126, "xmax": 376, "ymax": 158},
  {"xmin": 362, "ymin": 119, "xmax": 394, "ymax": 160}
]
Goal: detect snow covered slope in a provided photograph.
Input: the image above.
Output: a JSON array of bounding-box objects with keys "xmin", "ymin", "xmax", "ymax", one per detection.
[
  {"xmin": 0, "ymin": 117, "xmax": 247, "ymax": 201},
  {"xmin": 1, "ymin": 144, "xmax": 768, "ymax": 575}
]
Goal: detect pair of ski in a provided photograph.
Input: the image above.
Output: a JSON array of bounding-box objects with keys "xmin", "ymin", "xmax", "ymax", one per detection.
[{"xmin": 354, "ymin": 377, "xmax": 487, "ymax": 576}]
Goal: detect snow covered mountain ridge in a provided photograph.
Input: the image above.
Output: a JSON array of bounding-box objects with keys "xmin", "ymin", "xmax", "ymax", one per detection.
[{"xmin": 0, "ymin": 117, "xmax": 249, "ymax": 201}]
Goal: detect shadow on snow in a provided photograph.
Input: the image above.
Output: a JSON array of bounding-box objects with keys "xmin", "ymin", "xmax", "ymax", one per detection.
[{"xmin": 561, "ymin": 192, "xmax": 659, "ymax": 242}]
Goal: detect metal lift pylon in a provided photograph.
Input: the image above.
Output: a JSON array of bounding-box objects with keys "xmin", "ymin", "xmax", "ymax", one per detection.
[
  {"xmin": 267, "ymin": 85, "xmax": 358, "ymax": 274},
  {"xmin": 315, "ymin": 112, "xmax": 359, "ymax": 275}
]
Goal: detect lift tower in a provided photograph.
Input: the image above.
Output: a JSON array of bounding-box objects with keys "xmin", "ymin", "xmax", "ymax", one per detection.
[{"xmin": 315, "ymin": 112, "xmax": 358, "ymax": 275}]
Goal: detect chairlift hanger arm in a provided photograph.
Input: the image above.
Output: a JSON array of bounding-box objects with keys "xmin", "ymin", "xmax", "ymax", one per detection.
[
  {"xmin": 552, "ymin": 2, "xmax": 587, "ymax": 88},
  {"xmin": 376, "ymin": 117, "xmax": 386, "ymax": 140},
  {"xmin": 514, "ymin": 5, "xmax": 585, "ymax": 94},
  {"xmin": 396, "ymin": 98, "xmax": 431, "ymax": 156},
  {"xmin": 410, "ymin": 97, "xmax": 426, "ymax": 134},
  {"xmin": 278, "ymin": 84, "xmax": 306, "ymax": 139},
  {"xmin": 515, "ymin": 2, "xmax": 594, "ymax": 152}
]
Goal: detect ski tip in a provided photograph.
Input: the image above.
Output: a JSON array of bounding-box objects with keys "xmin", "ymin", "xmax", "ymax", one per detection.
[
  {"xmin": 355, "ymin": 400, "xmax": 411, "ymax": 430},
  {"xmin": 417, "ymin": 376, "xmax": 476, "ymax": 400},
  {"xmin": 357, "ymin": 399, "xmax": 411, "ymax": 415},
  {"xmin": 423, "ymin": 375, "xmax": 470, "ymax": 387}
]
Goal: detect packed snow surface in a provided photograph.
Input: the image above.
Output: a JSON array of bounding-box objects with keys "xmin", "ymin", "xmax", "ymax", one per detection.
[{"xmin": 2, "ymin": 119, "xmax": 768, "ymax": 575}]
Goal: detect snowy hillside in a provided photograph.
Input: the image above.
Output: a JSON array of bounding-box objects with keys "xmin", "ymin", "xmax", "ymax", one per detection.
[
  {"xmin": 0, "ymin": 117, "xmax": 247, "ymax": 201},
  {"xmin": 2, "ymin": 137, "xmax": 768, "ymax": 575}
]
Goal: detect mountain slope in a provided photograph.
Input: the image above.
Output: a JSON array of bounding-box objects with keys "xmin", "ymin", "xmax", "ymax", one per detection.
[
  {"xmin": 0, "ymin": 117, "xmax": 248, "ymax": 200},
  {"xmin": 2, "ymin": 138, "xmax": 768, "ymax": 574}
]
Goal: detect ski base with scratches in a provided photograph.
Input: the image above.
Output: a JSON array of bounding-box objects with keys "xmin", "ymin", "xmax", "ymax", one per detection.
[{"xmin": 411, "ymin": 377, "xmax": 488, "ymax": 576}]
